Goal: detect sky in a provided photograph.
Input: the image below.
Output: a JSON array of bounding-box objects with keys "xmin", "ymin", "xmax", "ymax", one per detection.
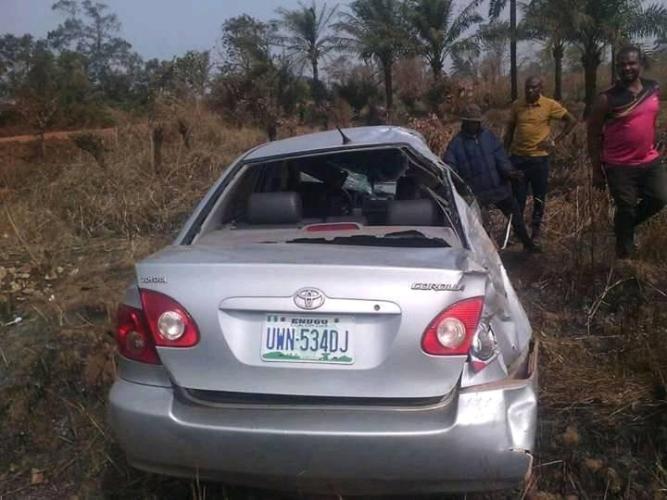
[{"xmin": 1, "ymin": 0, "xmax": 352, "ymax": 60}]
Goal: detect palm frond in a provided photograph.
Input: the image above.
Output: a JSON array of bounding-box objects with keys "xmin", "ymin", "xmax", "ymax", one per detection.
[
  {"xmin": 274, "ymin": 1, "xmax": 338, "ymax": 78},
  {"xmin": 625, "ymin": 2, "xmax": 667, "ymax": 39},
  {"xmin": 488, "ymin": 0, "xmax": 508, "ymax": 19}
]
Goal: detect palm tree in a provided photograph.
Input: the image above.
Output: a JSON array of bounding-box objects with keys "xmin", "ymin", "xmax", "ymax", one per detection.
[
  {"xmin": 489, "ymin": 0, "xmax": 518, "ymax": 101},
  {"xmin": 275, "ymin": 1, "xmax": 338, "ymax": 102},
  {"xmin": 478, "ymin": 21, "xmax": 510, "ymax": 86},
  {"xmin": 568, "ymin": 0, "xmax": 667, "ymax": 117},
  {"xmin": 607, "ymin": 2, "xmax": 667, "ymax": 83},
  {"xmin": 335, "ymin": 0, "xmax": 409, "ymax": 112},
  {"xmin": 521, "ymin": 0, "xmax": 580, "ymax": 101},
  {"xmin": 405, "ymin": 0, "xmax": 483, "ymax": 81}
]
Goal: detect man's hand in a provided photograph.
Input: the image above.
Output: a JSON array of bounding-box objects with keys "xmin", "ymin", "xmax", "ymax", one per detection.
[
  {"xmin": 537, "ymin": 138, "xmax": 556, "ymax": 154},
  {"xmin": 592, "ymin": 168, "xmax": 606, "ymax": 191}
]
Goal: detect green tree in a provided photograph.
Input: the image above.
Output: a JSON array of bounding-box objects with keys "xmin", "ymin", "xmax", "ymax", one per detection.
[
  {"xmin": 606, "ymin": 2, "xmax": 667, "ymax": 82},
  {"xmin": 405, "ymin": 0, "xmax": 482, "ymax": 81},
  {"xmin": 521, "ymin": 0, "xmax": 580, "ymax": 101},
  {"xmin": 214, "ymin": 15, "xmax": 307, "ymax": 130},
  {"xmin": 275, "ymin": 1, "xmax": 338, "ymax": 102},
  {"xmin": 335, "ymin": 0, "xmax": 409, "ymax": 112},
  {"xmin": 488, "ymin": 0, "xmax": 518, "ymax": 101},
  {"xmin": 567, "ymin": 0, "xmax": 667, "ymax": 116},
  {"xmin": 48, "ymin": 0, "xmax": 133, "ymax": 87},
  {"xmin": 219, "ymin": 14, "xmax": 274, "ymax": 76},
  {"xmin": 333, "ymin": 67, "xmax": 380, "ymax": 115},
  {"xmin": 172, "ymin": 50, "xmax": 212, "ymax": 104},
  {"xmin": 10, "ymin": 44, "xmax": 91, "ymax": 153},
  {"xmin": 478, "ymin": 21, "xmax": 510, "ymax": 85},
  {"xmin": 0, "ymin": 34, "xmax": 36, "ymax": 98}
]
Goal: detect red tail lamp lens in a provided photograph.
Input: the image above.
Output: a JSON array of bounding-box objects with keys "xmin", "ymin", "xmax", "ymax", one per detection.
[
  {"xmin": 304, "ymin": 223, "xmax": 361, "ymax": 232},
  {"xmin": 115, "ymin": 304, "xmax": 160, "ymax": 364},
  {"xmin": 139, "ymin": 289, "xmax": 200, "ymax": 347},
  {"xmin": 421, "ymin": 297, "xmax": 484, "ymax": 355}
]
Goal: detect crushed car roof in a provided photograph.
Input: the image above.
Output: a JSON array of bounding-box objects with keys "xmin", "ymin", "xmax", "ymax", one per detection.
[{"xmin": 243, "ymin": 126, "xmax": 439, "ymax": 163}]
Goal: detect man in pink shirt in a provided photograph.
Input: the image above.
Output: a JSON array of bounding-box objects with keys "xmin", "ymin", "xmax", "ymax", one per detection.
[{"xmin": 588, "ymin": 46, "xmax": 666, "ymax": 258}]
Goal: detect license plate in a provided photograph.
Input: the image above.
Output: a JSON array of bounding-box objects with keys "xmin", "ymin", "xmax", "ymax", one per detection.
[{"xmin": 261, "ymin": 314, "xmax": 354, "ymax": 364}]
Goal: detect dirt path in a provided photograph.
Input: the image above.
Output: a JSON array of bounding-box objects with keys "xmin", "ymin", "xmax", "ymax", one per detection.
[{"xmin": 0, "ymin": 127, "xmax": 118, "ymax": 144}]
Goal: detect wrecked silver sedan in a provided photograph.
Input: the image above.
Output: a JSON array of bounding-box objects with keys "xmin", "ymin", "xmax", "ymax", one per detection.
[{"xmin": 108, "ymin": 126, "xmax": 538, "ymax": 495}]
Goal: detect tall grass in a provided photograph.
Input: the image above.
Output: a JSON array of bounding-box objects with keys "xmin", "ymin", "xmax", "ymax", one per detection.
[{"xmin": 0, "ymin": 112, "xmax": 266, "ymax": 267}]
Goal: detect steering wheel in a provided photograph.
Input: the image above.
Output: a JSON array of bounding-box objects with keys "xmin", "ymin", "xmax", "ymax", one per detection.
[{"xmin": 327, "ymin": 187, "xmax": 354, "ymax": 216}]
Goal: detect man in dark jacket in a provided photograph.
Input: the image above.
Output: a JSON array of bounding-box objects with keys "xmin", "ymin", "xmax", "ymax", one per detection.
[{"xmin": 444, "ymin": 104, "xmax": 539, "ymax": 252}]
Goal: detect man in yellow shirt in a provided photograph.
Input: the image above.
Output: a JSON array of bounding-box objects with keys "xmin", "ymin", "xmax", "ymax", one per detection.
[{"xmin": 504, "ymin": 76, "xmax": 577, "ymax": 241}]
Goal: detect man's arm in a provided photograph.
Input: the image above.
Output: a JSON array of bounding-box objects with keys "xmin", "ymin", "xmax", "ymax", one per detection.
[
  {"xmin": 655, "ymin": 87, "xmax": 663, "ymax": 153},
  {"xmin": 587, "ymin": 93, "xmax": 609, "ymax": 189},
  {"xmin": 490, "ymin": 131, "xmax": 522, "ymax": 180},
  {"xmin": 555, "ymin": 111, "xmax": 577, "ymax": 143},
  {"xmin": 442, "ymin": 143, "xmax": 458, "ymax": 169},
  {"xmin": 443, "ymin": 141, "xmax": 471, "ymax": 195}
]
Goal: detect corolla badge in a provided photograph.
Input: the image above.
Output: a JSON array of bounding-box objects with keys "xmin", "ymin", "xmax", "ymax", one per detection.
[{"xmin": 294, "ymin": 288, "xmax": 325, "ymax": 310}]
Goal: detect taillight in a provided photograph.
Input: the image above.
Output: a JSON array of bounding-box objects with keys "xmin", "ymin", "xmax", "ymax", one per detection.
[
  {"xmin": 140, "ymin": 289, "xmax": 199, "ymax": 347},
  {"xmin": 304, "ymin": 223, "xmax": 361, "ymax": 232},
  {"xmin": 469, "ymin": 323, "xmax": 498, "ymax": 371},
  {"xmin": 115, "ymin": 304, "xmax": 160, "ymax": 364},
  {"xmin": 421, "ymin": 297, "xmax": 484, "ymax": 355}
]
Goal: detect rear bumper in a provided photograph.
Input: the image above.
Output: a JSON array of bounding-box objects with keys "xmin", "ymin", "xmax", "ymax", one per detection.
[{"xmin": 108, "ymin": 345, "xmax": 538, "ymax": 495}]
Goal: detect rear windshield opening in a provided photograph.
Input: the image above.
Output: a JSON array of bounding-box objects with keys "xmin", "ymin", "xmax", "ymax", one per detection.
[
  {"xmin": 217, "ymin": 148, "xmax": 455, "ymax": 234},
  {"xmin": 287, "ymin": 230, "xmax": 450, "ymax": 248}
]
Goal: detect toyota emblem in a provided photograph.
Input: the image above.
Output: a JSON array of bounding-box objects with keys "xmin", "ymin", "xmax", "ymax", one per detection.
[{"xmin": 294, "ymin": 288, "xmax": 325, "ymax": 310}]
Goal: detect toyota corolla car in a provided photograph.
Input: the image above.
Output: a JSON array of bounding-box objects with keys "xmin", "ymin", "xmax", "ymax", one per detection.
[{"xmin": 108, "ymin": 126, "xmax": 538, "ymax": 495}]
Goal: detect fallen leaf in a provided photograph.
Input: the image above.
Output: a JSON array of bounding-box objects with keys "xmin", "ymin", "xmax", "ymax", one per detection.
[
  {"xmin": 562, "ymin": 425, "xmax": 580, "ymax": 447},
  {"xmin": 584, "ymin": 457, "xmax": 604, "ymax": 473},
  {"xmin": 606, "ymin": 467, "xmax": 622, "ymax": 493}
]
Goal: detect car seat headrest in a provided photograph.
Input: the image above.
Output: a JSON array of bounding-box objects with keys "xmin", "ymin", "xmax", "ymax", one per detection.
[
  {"xmin": 386, "ymin": 199, "xmax": 444, "ymax": 226},
  {"xmin": 247, "ymin": 192, "xmax": 302, "ymax": 225}
]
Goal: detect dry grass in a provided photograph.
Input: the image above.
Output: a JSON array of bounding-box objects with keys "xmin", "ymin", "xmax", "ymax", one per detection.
[
  {"xmin": 0, "ymin": 112, "xmax": 266, "ymax": 268},
  {"xmin": 0, "ymin": 114, "xmax": 666, "ymax": 499},
  {"xmin": 497, "ymin": 126, "xmax": 667, "ymax": 498}
]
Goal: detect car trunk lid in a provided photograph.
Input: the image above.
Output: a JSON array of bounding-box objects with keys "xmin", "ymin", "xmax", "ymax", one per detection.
[{"xmin": 136, "ymin": 236, "xmax": 486, "ymax": 399}]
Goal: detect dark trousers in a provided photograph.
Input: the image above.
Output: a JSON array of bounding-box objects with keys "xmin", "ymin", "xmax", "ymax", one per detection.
[
  {"xmin": 494, "ymin": 196, "xmax": 533, "ymax": 247},
  {"xmin": 510, "ymin": 155, "xmax": 550, "ymax": 237},
  {"xmin": 605, "ymin": 161, "xmax": 667, "ymax": 255}
]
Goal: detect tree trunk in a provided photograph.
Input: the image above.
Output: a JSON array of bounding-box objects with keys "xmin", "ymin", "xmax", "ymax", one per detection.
[
  {"xmin": 177, "ymin": 118, "xmax": 192, "ymax": 149},
  {"xmin": 553, "ymin": 43, "xmax": 564, "ymax": 101},
  {"xmin": 152, "ymin": 125, "xmax": 164, "ymax": 175},
  {"xmin": 610, "ymin": 45, "xmax": 616, "ymax": 85},
  {"xmin": 431, "ymin": 57, "xmax": 443, "ymax": 81},
  {"xmin": 510, "ymin": 0, "xmax": 518, "ymax": 101},
  {"xmin": 582, "ymin": 49, "xmax": 601, "ymax": 118},
  {"xmin": 383, "ymin": 60, "xmax": 393, "ymax": 113},
  {"xmin": 312, "ymin": 58, "xmax": 320, "ymax": 103}
]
